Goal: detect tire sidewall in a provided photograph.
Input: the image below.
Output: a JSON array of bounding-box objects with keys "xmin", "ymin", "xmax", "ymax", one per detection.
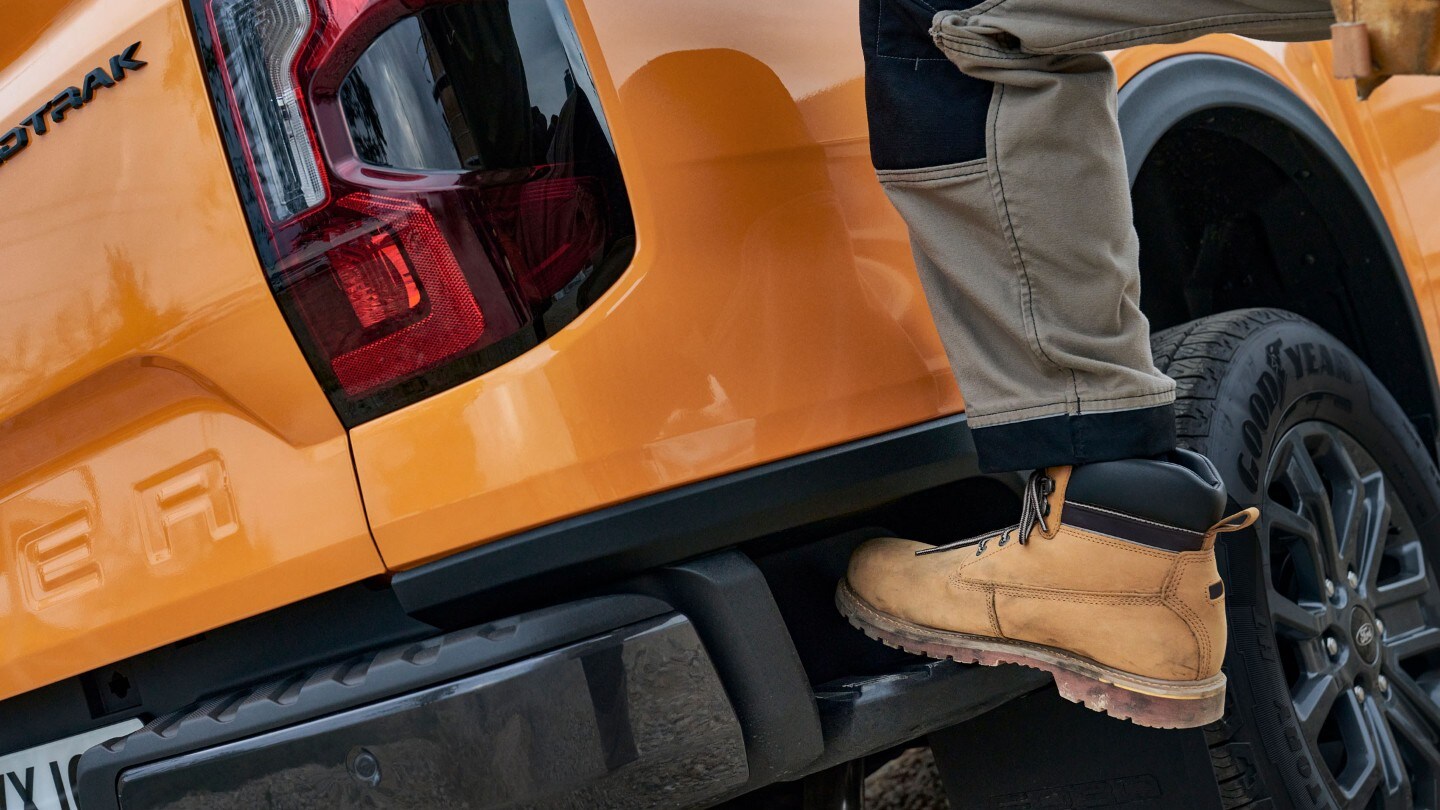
[{"xmin": 1181, "ymin": 317, "xmax": 1440, "ymax": 809}]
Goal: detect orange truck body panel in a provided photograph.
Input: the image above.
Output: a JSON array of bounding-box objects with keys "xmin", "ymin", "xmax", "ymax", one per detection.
[
  {"xmin": 3, "ymin": 0, "xmax": 1440, "ymax": 703},
  {"xmin": 0, "ymin": 0, "xmax": 381, "ymax": 702},
  {"xmin": 349, "ymin": 0, "xmax": 965, "ymax": 569}
]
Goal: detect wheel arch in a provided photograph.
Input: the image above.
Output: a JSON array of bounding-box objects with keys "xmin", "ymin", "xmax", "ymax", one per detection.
[{"xmin": 1118, "ymin": 53, "xmax": 1440, "ymax": 455}]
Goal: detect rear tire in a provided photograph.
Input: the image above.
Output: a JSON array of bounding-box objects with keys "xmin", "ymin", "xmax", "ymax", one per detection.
[{"xmin": 1153, "ymin": 308, "xmax": 1440, "ymax": 810}]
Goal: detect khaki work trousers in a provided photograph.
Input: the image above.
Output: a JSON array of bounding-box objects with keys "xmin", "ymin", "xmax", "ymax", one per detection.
[{"xmin": 861, "ymin": 0, "xmax": 1334, "ymax": 471}]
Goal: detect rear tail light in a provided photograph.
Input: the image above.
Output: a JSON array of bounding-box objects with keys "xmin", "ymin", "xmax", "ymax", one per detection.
[
  {"xmin": 483, "ymin": 176, "xmax": 607, "ymax": 302},
  {"xmin": 189, "ymin": 0, "xmax": 635, "ymax": 423},
  {"xmin": 208, "ymin": 0, "xmax": 326, "ymax": 222}
]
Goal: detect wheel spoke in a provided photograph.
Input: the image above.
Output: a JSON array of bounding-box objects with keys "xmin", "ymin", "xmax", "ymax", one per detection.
[
  {"xmin": 1266, "ymin": 494, "xmax": 1320, "ymax": 537},
  {"xmin": 1387, "ymin": 626, "xmax": 1440, "ymax": 665},
  {"xmin": 1362, "ymin": 692, "xmax": 1413, "ymax": 808},
  {"xmin": 1388, "ymin": 696, "xmax": 1440, "ymax": 767},
  {"xmin": 1281, "ymin": 432, "xmax": 1330, "ymax": 506},
  {"xmin": 1266, "ymin": 500, "xmax": 1330, "ymax": 595},
  {"xmin": 1282, "ymin": 436, "xmax": 1348, "ymax": 576},
  {"xmin": 1375, "ymin": 541, "xmax": 1429, "ymax": 609},
  {"xmin": 1321, "ymin": 438, "xmax": 1367, "ymax": 568},
  {"xmin": 1336, "ymin": 691, "xmax": 1383, "ymax": 804},
  {"xmin": 1387, "ymin": 696, "xmax": 1440, "ymax": 808},
  {"xmin": 1385, "ymin": 668, "xmax": 1440, "ymax": 736},
  {"xmin": 1359, "ymin": 473, "xmax": 1393, "ymax": 596},
  {"xmin": 1270, "ymin": 592, "xmax": 1327, "ymax": 640},
  {"xmin": 1295, "ymin": 672, "xmax": 1343, "ymax": 739}
]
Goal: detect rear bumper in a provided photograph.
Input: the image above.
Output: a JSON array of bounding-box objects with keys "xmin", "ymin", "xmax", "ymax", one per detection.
[
  {"xmin": 77, "ymin": 554, "xmax": 1043, "ymax": 809},
  {"xmin": 80, "ymin": 598, "xmax": 748, "ymax": 809},
  {"xmin": 74, "ymin": 416, "xmax": 1044, "ymax": 808}
]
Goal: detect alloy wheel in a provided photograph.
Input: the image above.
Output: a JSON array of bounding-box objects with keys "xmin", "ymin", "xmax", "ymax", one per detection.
[{"xmin": 1262, "ymin": 421, "xmax": 1440, "ymax": 808}]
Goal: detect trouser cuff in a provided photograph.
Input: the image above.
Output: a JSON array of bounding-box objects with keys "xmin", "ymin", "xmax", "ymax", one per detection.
[{"xmin": 970, "ymin": 404, "xmax": 1178, "ymax": 473}]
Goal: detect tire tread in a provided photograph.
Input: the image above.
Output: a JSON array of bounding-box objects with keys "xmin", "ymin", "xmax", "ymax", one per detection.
[{"xmin": 1150, "ymin": 308, "xmax": 1309, "ymax": 810}]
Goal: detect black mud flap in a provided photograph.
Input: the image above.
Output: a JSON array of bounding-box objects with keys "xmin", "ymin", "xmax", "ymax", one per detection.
[{"xmin": 929, "ymin": 688, "xmax": 1222, "ymax": 810}]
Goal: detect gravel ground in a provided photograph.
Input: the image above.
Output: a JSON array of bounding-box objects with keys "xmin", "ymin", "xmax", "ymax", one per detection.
[{"xmin": 864, "ymin": 748, "xmax": 950, "ymax": 810}]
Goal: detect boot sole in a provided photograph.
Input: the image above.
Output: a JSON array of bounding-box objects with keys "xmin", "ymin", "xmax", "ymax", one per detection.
[{"xmin": 836, "ymin": 581, "xmax": 1225, "ymax": 729}]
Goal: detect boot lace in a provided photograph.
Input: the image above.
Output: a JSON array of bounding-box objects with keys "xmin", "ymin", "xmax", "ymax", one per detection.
[{"xmin": 916, "ymin": 471, "xmax": 1055, "ymax": 557}]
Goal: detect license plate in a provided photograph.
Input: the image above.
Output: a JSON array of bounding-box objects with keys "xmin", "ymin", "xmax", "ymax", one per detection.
[{"xmin": 0, "ymin": 720, "xmax": 142, "ymax": 810}]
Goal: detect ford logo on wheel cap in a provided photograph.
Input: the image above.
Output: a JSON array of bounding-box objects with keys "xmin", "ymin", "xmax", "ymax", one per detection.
[{"xmin": 1352, "ymin": 608, "xmax": 1380, "ymax": 664}]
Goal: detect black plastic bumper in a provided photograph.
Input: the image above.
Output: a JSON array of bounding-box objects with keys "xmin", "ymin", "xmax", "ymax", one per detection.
[
  {"xmin": 78, "ymin": 597, "xmax": 747, "ymax": 809},
  {"xmin": 76, "ymin": 551, "xmax": 1052, "ymax": 809},
  {"xmin": 68, "ymin": 415, "xmax": 1054, "ymax": 808}
]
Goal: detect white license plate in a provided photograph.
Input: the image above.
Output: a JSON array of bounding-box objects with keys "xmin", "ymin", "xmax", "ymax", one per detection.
[{"xmin": 0, "ymin": 720, "xmax": 142, "ymax": 810}]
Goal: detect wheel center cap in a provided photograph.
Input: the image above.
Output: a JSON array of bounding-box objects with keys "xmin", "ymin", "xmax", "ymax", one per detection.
[{"xmin": 1351, "ymin": 606, "xmax": 1380, "ymax": 664}]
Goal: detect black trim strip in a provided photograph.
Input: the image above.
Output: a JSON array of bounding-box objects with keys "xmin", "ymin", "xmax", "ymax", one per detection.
[
  {"xmin": 1064, "ymin": 501, "xmax": 1206, "ymax": 553},
  {"xmin": 969, "ymin": 404, "xmax": 1176, "ymax": 473},
  {"xmin": 393, "ymin": 414, "xmax": 980, "ymax": 625}
]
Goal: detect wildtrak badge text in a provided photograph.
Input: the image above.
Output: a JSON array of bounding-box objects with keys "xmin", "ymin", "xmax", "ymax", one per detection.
[{"xmin": 0, "ymin": 42, "xmax": 146, "ymax": 169}]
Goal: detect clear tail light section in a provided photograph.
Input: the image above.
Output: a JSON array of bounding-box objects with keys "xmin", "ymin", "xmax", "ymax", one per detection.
[
  {"xmin": 188, "ymin": 0, "xmax": 635, "ymax": 423},
  {"xmin": 208, "ymin": 0, "xmax": 327, "ymax": 222}
]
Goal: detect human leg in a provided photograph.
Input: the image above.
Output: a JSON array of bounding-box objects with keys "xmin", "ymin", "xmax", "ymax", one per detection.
[{"xmin": 849, "ymin": 0, "xmax": 1330, "ymax": 726}]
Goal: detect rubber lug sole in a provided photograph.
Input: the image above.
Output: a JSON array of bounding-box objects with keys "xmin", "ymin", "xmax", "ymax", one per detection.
[{"xmin": 836, "ymin": 581, "xmax": 1225, "ymax": 730}]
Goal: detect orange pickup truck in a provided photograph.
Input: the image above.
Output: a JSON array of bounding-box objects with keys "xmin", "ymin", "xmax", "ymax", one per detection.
[{"xmin": 5, "ymin": 1, "xmax": 1440, "ymax": 808}]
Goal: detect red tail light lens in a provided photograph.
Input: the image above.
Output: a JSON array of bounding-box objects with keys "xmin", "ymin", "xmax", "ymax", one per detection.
[
  {"xmin": 329, "ymin": 227, "xmax": 418, "ymax": 331},
  {"xmin": 294, "ymin": 193, "xmax": 487, "ymax": 396},
  {"xmin": 189, "ymin": 0, "xmax": 635, "ymax": 423},
  {"xmin": 483, "ymin": 176, "xmax": 607, "ymax": 303}
]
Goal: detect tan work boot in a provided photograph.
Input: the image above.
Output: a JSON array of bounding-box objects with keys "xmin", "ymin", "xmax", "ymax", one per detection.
[{"xmin": 837, "ymin": 449, "xmax": 1257, "ymax": 729}]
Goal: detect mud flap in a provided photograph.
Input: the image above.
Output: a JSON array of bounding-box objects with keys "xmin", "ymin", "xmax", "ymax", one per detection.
[{"xmin": 928, "ymin": 688, "xmax": 1222, "ymax": 810}]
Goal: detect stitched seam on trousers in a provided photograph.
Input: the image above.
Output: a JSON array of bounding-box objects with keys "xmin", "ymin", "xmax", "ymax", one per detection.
[
  {"xmin": 935, "ymin": 9, "xmax": 1330, "ymax": 55},
  {"xmin": 966, "ymin": 388, "xmax": 1172, "ymax": 425},
  {"xmin": 1043, "ymin": 12, "xmax": 1334, "ymax": 53},
  {"xmin": 934, "ymin": 39, "xmax": 1037, "ymax": 61},
  {"xmin": 1069, "ymin": 390, "xmax": 1177, "ymax": 412},
  {"xmin": 872, "ymin": 54, "xmax": 952, "ymax": 62},
  {"xmin": 958, "ymin": 44, "xmax": 1028, "ymax": 58},
  {"xmin": 881, "ymin": 168, "xmax": 988, "ymax": 183},
  {"xmin": 932, "ymin": 36, "xmax": 1026, "ymax": 56},
  {"xmin": 987, "ymin": 84, "xmax": 1080, "ymax": 406},
  {"xmin": 877, "ymin": 160, "xmax": 988, "ymax": 184},
  {"xmin": 930, "ymin": 30, "xmax": 1015, "ymax": 53},
  {"xmin": 1162, "ymin": 557, "xmax": 1207, "ymax": 677},
  {"xmin": 876, "ymin": 0, "xmax": 954, "ymax": 62},
  {"xmin": 879, "ymin": 157, "xmax": 987, "ymax": 172},
  {"xmin": 946, "ymin": 0, "xmax": 1016, "ymax": 23},
  {"xmin": 969, "ymin": 401, "xmax": 1072, "ymax": 423},
  {"xmin": 881, "ymin": 170, "xmax": 989, "ymax": 185}
]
